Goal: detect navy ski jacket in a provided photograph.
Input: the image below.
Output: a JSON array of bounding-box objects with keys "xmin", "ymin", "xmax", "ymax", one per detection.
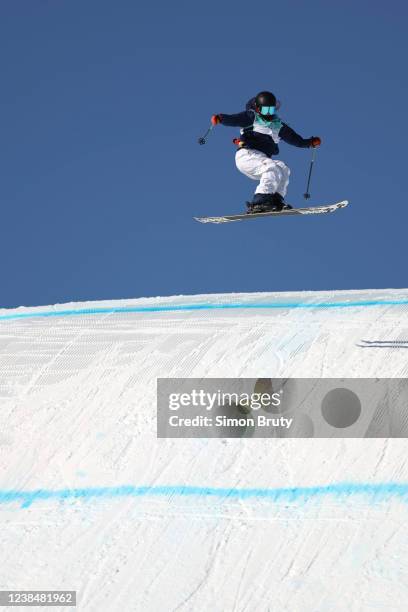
[{"xmin": 219, "ymin": 97, "xmax": 312, "ymax": 157}]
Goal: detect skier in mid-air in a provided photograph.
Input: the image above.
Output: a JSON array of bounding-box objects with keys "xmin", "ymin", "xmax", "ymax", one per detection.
[{"xmin": 211, "ymin": 91, "xmax": 322, "ymax": 213}]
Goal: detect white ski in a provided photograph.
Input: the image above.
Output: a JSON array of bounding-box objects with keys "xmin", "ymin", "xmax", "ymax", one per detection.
[
  {"xmin": 358, "ymin": 339, "xmax": 408, "ymax": 348},
  {"xmin": 194, "ymin": 200, "xmax": 349, "ymax": 224}
]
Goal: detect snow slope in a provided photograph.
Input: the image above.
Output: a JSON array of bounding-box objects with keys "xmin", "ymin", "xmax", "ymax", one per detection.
[{"xmin": 1, "ymin": 288, "xmax": 408, "ymax": 611}]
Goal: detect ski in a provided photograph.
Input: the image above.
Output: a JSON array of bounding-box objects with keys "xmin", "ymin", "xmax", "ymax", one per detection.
[
  {"xmin": 358, "ymin": 339, "xmax": 408, "ymax": 348},
  {"xmin": 194, "ymin": 200, "xmax": 348, "ymax": 224}
]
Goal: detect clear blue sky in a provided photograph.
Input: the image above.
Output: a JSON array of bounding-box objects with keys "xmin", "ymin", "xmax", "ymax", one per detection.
[{"xmin": 1, "ymin": 1, "xmax": 407, "ymax": 308}]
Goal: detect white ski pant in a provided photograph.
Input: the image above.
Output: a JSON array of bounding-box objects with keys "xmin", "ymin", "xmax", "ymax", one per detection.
[{"xmin": 235, "ymin": 148, "xmax": 290, "ymax": 196}]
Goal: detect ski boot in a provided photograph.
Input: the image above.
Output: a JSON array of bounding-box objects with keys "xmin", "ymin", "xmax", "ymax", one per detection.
[
  {"xmin": 246, "ymin": 193, "xmax": 284, "ymax": 214},
  {"xmin": 274, "ymin": 193, "xmax": 293, "ymax": 210}
]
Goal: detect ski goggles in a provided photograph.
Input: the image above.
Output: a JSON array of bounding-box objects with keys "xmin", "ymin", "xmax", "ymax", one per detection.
[{"xmin": 259, "ymin": 105, "xmax": 276, "ymax": 115}]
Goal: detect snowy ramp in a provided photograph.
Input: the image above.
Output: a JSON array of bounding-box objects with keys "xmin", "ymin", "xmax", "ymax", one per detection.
[{"xmin": 1, "ymin": 289, "xmax": 408, "ymax": 611}]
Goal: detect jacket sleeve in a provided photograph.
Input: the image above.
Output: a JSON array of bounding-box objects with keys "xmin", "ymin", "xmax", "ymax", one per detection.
[
  {"xmin": 219, "ymin": 110, "xmax": 254, "ymax": 128},
  {"xmin": 280, "ymin": 123, "xmax": 312, "ymax": 148}
]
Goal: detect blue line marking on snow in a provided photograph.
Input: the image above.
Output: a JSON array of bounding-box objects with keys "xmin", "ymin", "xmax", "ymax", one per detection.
[
  {"xmin": 1, "ymin": 482, "xmax": 408, "ymax": 509},
  {"xmin": 1, "ymin": 298, "xmax": 408, "ymax": 322}
]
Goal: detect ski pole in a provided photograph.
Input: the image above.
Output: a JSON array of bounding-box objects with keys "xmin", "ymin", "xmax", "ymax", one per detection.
[
  {"xmin": 198, "ymin": 124, "xmax": 214, "ymax": 145},
  {"xmin": 303, "ymin": 147, "xmax": 317, "ymax": 199}
]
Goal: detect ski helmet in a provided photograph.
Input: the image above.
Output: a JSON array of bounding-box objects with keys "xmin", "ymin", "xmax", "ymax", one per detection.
[{"xmin": 255, "ymin": 91, "xmax": 277, "ymax": 120}]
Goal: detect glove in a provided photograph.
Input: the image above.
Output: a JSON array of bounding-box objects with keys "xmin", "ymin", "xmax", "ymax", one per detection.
[
  {"xmin": 211, "ymin": 114, "xmax": 222, "ymax": 126},
  {"xmin": 310, "ymin": 136, "xmax": 322, "ymax": 148}
]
